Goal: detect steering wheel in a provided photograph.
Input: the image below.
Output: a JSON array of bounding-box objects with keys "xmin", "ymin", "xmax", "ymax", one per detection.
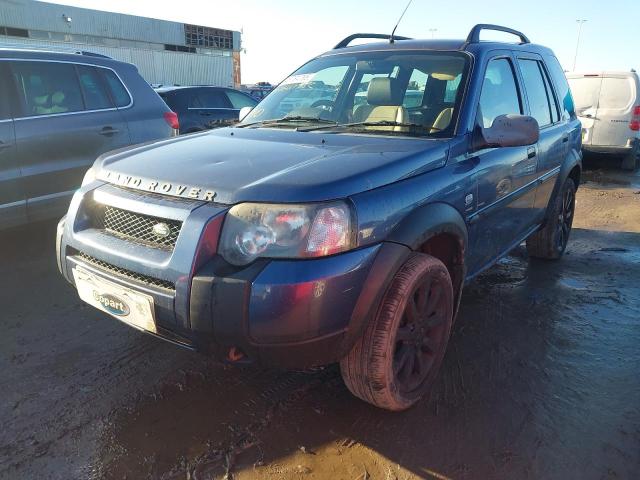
[{"xmin": 310, "ymin": 99, "xmax": 335, "ymax": 111}]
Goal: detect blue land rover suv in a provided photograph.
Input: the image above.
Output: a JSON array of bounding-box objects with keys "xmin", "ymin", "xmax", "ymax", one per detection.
[{"xmin": 57, "ymin": 25, "xmax": 582, "ymax": 410}]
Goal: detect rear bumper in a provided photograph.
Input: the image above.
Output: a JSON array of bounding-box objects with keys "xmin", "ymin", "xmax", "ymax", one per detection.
[
  {"xmin": 57, "ymin": 195, "xmax": 410, "ymax": 367},
  {"xmin": 583, "ymin": 139, "xmax": 638, "ymax": 156}
]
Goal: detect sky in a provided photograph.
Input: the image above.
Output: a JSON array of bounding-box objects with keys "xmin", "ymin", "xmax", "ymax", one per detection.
[{"xmin": 44, "ymin": 0, "xmax": 639, "ymax": 85}]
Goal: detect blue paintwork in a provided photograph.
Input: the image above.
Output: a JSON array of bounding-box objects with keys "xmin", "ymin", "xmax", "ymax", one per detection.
[
  {"xmin": 156, "ymin": 86, "xmax": 257, "ymax": 134},
  {"xmin": 57, "ymin": 36, "xmax": 583, "ymax": 365},
  {"xmin": 249, "ymin": 244, "xmax": 380, "ymax": 343}
]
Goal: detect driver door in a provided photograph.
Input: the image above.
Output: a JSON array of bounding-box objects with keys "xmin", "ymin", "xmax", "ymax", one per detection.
[{"xmin": 468, "ymin": 54, "xmax": 539, "ymax": 273}]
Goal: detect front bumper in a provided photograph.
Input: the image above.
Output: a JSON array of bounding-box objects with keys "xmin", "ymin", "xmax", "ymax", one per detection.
[{"xmin": 57, "ymin": 185, "xmax": 410, "ymax": 368}]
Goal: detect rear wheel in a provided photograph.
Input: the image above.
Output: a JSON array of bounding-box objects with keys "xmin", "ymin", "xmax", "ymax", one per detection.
[
  {"xmin": 526, "ymin": 177, "xmax": 576, "ymax": 260},
  {"xmin": 340, "ymin": 253, "xmax": 454, "ymax": 411},
  {"xmin": 621, "ymin": 143, "xmax": 639, "ymax": 171}
]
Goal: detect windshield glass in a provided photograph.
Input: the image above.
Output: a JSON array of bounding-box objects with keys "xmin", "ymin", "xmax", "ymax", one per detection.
[{"xmin": 241, "ymin": 50, "xmax": 469, "ymax": 137}]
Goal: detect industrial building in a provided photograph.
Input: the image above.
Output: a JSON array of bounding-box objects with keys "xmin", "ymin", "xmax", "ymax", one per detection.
[{"xmin": 0, "ymin": 0, "xmax": 242, "ymax": 87}]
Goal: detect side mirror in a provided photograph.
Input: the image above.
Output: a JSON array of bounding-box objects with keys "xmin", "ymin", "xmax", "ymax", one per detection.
[
  {"xmin": 238, "ymin": 106, "xmax": 253, "ymax": 121},
  {"xmin": 474, "ymin": 114, "xmax": 539, "ymax": 150}
]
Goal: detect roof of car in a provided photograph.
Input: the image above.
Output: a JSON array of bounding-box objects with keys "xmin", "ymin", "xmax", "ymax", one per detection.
[{"xmin": 0, "ymin": 47, "xmax": 131, "ymax": 69}]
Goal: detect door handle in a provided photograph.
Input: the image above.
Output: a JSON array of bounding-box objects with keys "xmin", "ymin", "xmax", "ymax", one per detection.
[
  {"xmin": 0, "ymin": 141, "xmax": 12, "ymax": 150},
  {"xmin": 527, "ymin": 147, "xmax": 536, "ymax": 159},
  {"xmin": 562, "ymin": 135, "xmax": 569, "ymax": 143},
  {"xmin": 99, "ymin": 127, "xmax": 119, "ymax": 136}
]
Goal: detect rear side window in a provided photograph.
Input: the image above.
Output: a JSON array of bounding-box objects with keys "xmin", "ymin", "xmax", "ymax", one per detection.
[
  {"xmin": 189, "ymin": 89, "xmax": 232, "ymax": 109},
  {"xmin": 12, "ymin": 61, "xmax": 84, "ymax": 116},
  {"xmin": 77, "ymin": 65, "xmax": 113, "ymax": 110},
  {"xmin": 101, "ymin": 69, "xmax": 131, "ymax": 107},
  {"xmin": 225, "ymin": 90, "xmax": 258, "ymax": 109},
  {"xmin": 158, "ymin": 92, "xmax": 179, "ymax": 111},
  {"xmin": 518, "ymin": 59, "xmax": 552, "ymax": 127},
  {"xmin": 599, "ymin": 77, "xmax": 634, "ymax": 109},
  {"xmin": 479, "ymin": 58, "xmax": 522, "ymax": 128}
]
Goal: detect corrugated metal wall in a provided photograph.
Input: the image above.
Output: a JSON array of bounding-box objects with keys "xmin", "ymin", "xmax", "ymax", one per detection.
[
  {"xmin": 1, "ymin": 0, "xmax": 186, "ymax": 46},
  {"xmin": 0, "ymin": 37, "xmax": 234, "ymax": 87}
]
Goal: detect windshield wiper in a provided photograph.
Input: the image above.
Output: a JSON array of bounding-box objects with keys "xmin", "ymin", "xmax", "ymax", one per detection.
[
  {"xmin": 300, "ymin": 120, "xmax": 439, "ymax": 134},
  {"xmin": 235, "ymin": 116, "xmax": 338, "ymax": 128}
]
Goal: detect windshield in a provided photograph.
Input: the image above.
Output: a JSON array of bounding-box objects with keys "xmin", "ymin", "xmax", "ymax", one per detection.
[{"xmin": 241, "ymin": 50, "xmax": 469, "ymax": 137}]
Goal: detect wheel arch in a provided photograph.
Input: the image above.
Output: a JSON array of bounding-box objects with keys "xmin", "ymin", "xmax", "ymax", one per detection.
[
  {"xmin": 544, "ymin": 149, "xmax": 582, "ymax": 222},
  {"xmin": 386, "ymin": 202, "xmax": 468, "ymax": 315}
]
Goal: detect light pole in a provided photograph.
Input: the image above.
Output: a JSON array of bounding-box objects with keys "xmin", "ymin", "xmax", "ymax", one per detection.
[
  {"xmin": 573, "ymin": 19, "xmax": 587, "ymax": 71},
  {"xmin": 429, "ymin": 28, "xmax": 438, "ymax": 39}
]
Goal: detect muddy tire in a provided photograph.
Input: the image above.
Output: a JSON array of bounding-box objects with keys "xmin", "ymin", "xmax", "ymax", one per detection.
[
  {"xmin": 526, "ymin": 177, "xmax": 576, "ymax": 260},
  {"xmin": 340, "ymin": 253, "xmax": 454, "ymax": 411}
]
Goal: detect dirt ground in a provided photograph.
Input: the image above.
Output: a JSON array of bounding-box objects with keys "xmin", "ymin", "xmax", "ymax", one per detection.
[{"xmin": 1, "ymin": 161, "xmax": 639, "ymax": 480}]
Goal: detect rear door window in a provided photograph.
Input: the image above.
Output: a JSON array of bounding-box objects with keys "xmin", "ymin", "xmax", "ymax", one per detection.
[
  {"xmin": 189, "ymin": 89, "xmax": 232, "ymax": 109},
  {"xmin": 545, "ymin": 56, "xmax": 575, "ymax": 119},
  {"xmin": 0, "ymin": 62, "xmax": 12, "ymax": 120},
  {"xmin": 518, "ymin": 59, "xmax": 552, "ymax": 127},
  {"xmin": 77, "ymin": 65, "xmax": 113, "ymax": 110},
  {"xmin": 101, "ymin": 69, "xmax": 131, "ymax": 108},
  {"xmin": 540, "ymin": 66, "xmax": 560, "ymax": 123},
  {"xmin": 599, "ymin": 77, "xmax": 634, "ymax": 109},
  {"xmin": 12, "ymin": 61, "xmax": 84, "ymax": 116},
  {"xmin": 225, "ymin": 90, "xmax": 257, "ymax": 109},
  {"xmin": 479, "ymin": 58, "xmax": 522, "ymax": 128}
]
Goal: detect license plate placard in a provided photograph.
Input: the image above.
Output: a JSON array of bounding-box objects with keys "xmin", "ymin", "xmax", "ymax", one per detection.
[{"xmin": 72, "ymin": 267, "xmax": 157, "ymax": 333}]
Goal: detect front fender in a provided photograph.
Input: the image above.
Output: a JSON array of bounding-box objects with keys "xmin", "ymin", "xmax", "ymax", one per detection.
[{"xmin": 386, "ymin": 201, "xmax": 469, "ymax": 254}]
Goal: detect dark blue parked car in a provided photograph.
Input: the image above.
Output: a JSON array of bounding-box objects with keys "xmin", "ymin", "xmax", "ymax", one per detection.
[
  {"xmin": 57, "ymin": 25, "xmax": 582, "ymax": 410},
  {"xmin": 156, "ymin": 86, "xmax": 257, "ymax": 134}
]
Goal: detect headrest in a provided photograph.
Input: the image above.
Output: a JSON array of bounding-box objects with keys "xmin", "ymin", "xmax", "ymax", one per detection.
[
  {"xmin": 33, "ymin": 94, "xmax": 48, "ymax": 106},
  {"xmin": 367, "ymin": 77, "xmax": 403, "ymax": 106},
  {"xmin": 51, "ymin": 92, "xmax": 65, "ymax": 104}
]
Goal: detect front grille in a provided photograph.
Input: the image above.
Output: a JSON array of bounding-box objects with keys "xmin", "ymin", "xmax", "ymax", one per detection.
[
  {"xmin": 97, "ymin": 205, "xmax": 182, "ymax": 250},
  {"xmin": 77, "ymin": 252, "xmax": 175, "ymax": 291}
]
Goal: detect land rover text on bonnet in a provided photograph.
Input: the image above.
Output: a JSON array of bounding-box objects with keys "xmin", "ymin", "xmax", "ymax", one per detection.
[{"xmin": 57, "ymin": 25, "xmax": 582, "ymax": 410}]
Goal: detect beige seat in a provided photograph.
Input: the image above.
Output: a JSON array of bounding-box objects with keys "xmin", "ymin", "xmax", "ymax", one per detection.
[
  {"xmin": 352, "ymin": 77, "xmax": 409, "ymax": 132},
  {"xmin": 431, "ymin": 107, "xmax": 453, "ymax": 133}
]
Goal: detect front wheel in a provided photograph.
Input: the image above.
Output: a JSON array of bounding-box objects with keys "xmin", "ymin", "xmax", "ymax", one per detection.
[
  {"xmin": 340, "ymin": 253, "xmax": 454, "ymax": 411},
  {"xmin": 526, "ymin": 177, "xmax": 576, "ymax": 260}
]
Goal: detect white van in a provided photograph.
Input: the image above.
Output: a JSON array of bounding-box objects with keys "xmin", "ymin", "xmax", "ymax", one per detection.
[{"xmin": 567, "ymin": 71, "xmax": 640, "ymax": 170}]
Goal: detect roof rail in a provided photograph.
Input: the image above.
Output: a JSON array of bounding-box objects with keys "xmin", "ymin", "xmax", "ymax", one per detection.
[
  {"xmin": 465, "ymin": 24, "xmax": 530, "ymax": 45},
  {"xmin": 75, "ymin": 50, "xmax": 112, "ymax": 59},
  {"xmin": 333, "ymin": 33, "xmax": 412, "ymax": 49}
]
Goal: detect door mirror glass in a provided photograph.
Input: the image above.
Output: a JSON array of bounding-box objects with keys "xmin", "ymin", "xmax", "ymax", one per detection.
[
  {"xmin": 239, "ymin": 106, "xmax": 253, "ymax": 121},
  {"xmin": 475, "ymin": 114, "xmax": 539, "ymax": 149}
]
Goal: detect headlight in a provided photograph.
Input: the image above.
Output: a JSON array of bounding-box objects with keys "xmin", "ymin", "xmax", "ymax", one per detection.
[
  {"xmin": 81, "ymin": 167, "xmax": 96, "ymax": 187},
  {"xmin": 219, "ymin": 202, "xmax": 354, "ymax": 265}
]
